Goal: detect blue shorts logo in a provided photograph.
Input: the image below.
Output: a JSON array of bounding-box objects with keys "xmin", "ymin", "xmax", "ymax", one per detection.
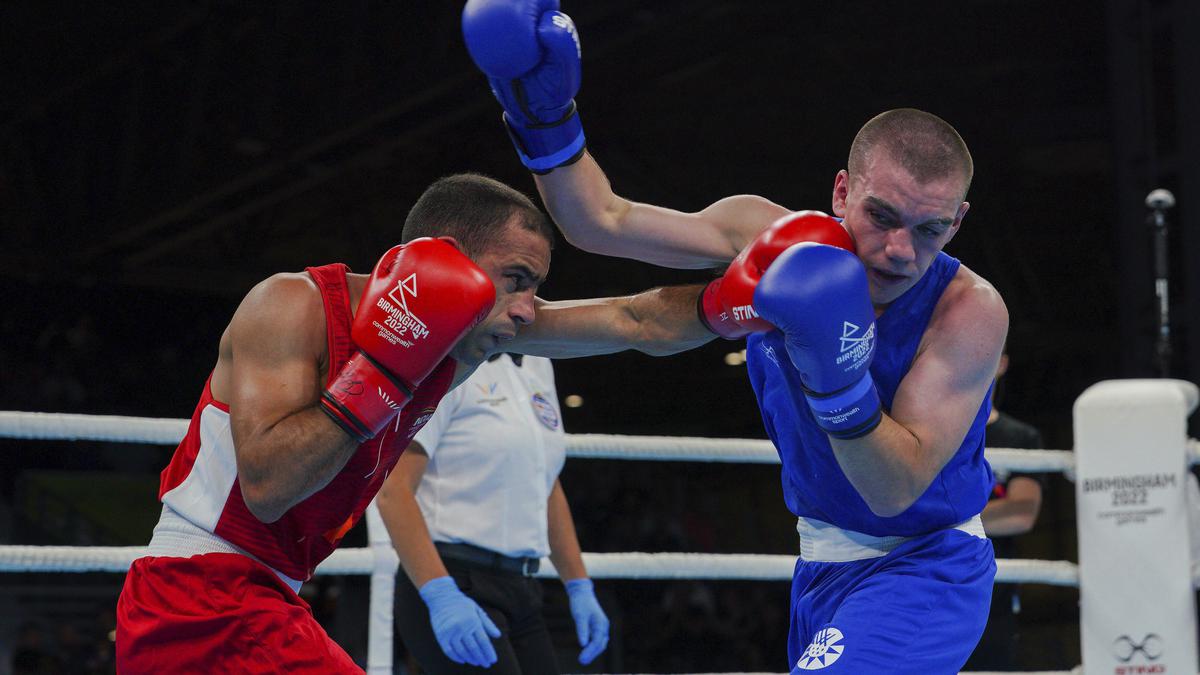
[
  {"xmin": 793, "ymin": 626, "xmax": 845, "ymax": 671},
  {"xmin": 531, "ymin": 393, "xmax": 560, "ymax": 430}
]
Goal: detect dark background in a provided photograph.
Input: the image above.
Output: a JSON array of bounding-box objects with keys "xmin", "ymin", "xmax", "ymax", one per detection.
[{"xmin": 1, "ymin": 1, "xmax": 1198, "ymax": 673}]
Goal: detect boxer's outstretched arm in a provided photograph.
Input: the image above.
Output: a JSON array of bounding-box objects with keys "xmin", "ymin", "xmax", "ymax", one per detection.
[
  {"xmin": 829, "ymin": 275, "xmax": 1008, "ymax": 517},
  {"xmin": 506, "ymin": 284, "xmax": 716, "ymax": 358},
  {"xmin": 223, "ymin": 275, "xmax": 360, "ymax": 523},
  {"xmin": 535, "ymin": 153, "xmax": 790, "ymax": 269},
  {"xmin": 462, "ymin": 5, "xmax": 784, "ymax": 268}
]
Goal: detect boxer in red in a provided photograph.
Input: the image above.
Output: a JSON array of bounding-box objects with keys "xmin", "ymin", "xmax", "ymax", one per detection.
[{"xmin": 114, "ymin": 174, "xmax": 714, "ymax": 673}]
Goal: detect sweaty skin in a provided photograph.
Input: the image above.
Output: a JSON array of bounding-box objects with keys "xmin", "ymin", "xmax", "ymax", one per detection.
[
  {"xmin": 534, "ymin": 149, "xmax": 1007, "ymax": 516},
  {"xmin": 212, "ymin": 218, "xmax": 714, "ymax": 523}
]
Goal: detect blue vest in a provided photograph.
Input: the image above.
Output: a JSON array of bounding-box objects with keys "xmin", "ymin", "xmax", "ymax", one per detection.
[{"xmin": 746, "ymin": 251, "xmax": 993, "ymax": 536}]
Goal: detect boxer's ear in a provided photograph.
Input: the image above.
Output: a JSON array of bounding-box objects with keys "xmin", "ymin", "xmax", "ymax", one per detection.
[
  {"xmin": 943, "ymin": 202, "xmax": 969, "ymax": 244},
  {"xmin": 831, "ymin": 170, "xmax": 850, "ymax": 217}
]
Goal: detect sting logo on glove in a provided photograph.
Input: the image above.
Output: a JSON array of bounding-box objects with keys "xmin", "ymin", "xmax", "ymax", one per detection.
[
  {"xmin": 550, "ymin": 13, "xmax": 580, "ymax": 57},
  {"xmin": 732, "ymin": 304, "xmax": 759, "ymax": 323}
]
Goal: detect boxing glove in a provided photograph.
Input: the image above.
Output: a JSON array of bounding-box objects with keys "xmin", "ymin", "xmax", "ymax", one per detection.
[
  {"xmin": 462, "ymin": 0, "xmax": 585, "ymax": 173},
  {"xmin": 320, "ymin": 239, "xmax": 496, "ymax": 442},
  {"xmin": 698, "ymin": 211, "xmax": 855, "ymax": 339},
  {"xmin": 753, "ymin": 243, "xmax": 882, "ymax": 439}
]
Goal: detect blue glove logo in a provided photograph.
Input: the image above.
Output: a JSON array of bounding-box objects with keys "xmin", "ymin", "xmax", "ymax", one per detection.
[
  {"xmin": 835, "ymin": 321, "xmax": 874, "ymax": 371},
  {"xmin": 550, "ymin": 12, "xmax": 581, "ymax": 58}
]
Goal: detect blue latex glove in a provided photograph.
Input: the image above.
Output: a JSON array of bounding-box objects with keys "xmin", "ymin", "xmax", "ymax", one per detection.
[
  {"xmin": 418, "ymin": 576, "xmax": 502, "ymax": 667},
  {"xmin": 565, "ymin": 578, "xmax": 609, "ymax": 665}
]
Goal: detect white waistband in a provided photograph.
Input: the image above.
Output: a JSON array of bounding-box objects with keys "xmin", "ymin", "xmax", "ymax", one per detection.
[
  {"xmin": 147, "ymin": 505, "xmax": 304, "ymax": 594},
  {"xmin": 796, "ymin": 514, "xmax": 986, "ymax": 563}
]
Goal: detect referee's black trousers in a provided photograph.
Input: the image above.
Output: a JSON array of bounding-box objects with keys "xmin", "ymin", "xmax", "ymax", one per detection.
[{"xmin": 395, "ymin": 557, "xmax": 560, "ymax": 674}]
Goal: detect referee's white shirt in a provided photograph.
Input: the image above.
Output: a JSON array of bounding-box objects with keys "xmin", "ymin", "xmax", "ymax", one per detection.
[{"xmin": 413, "ymin": 354, "xmax": 566, "ymax": 559}]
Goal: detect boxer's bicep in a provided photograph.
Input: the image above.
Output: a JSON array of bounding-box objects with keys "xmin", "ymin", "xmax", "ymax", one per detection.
[
  {"xmin": 614, "ymin": 195, "xmax": 788, "ymax": 268},
  {"xmin": 226, "ymin": 275, "xmax": 327, "ymax": 449},
  {"xmin": 536, "ymin": 158, "xmax": 785, "ymax": 268},
  {"xmin": 695, "ymin": 195, "xmax": 793, "ymax": 255},
  {"xmin": 888, "ymin": 285, "xmax": 1007, "ymax": 474}
]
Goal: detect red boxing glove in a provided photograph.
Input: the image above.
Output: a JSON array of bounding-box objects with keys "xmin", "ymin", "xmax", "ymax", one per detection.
[
  {"xmin": 698, "ymin": 211, "xmax": 855, "ymax": 338},
  {"xmin": 321, "ymin": 238, "xmax": 496, "ymax": 442}
]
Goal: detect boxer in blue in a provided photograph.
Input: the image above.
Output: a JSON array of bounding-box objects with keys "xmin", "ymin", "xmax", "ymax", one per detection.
[{"xmin": 461, "ymin": 2, "xmax": 1008, "ymax": 672}]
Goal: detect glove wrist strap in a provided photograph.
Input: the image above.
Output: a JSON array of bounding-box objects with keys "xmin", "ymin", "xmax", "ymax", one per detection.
[
  {"xmin": 804, "ymin": 372, "xmax": 883, "ymax": 440},
  {"xmin": 503, "ymin": 102, "xmax": 586, "ymax": 174},
  {"xmin": 697, "ymin": 279, "xmax": 749, "ymax": 340},
  {"xmin": 320, "ymin": 352, "xmax": 413, "ymax": 443}
]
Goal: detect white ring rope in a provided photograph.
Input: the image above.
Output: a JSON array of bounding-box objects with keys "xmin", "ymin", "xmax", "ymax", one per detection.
[
  {"xmin": 0, "ymin": 546, "xmax": 1090, "ymax": 587},
  {"xmin": 0, "ymin": 409, "xmax": 1188, "ymax": 587},
  {"xmin": 0, "ymin": 411, "xmax": 190, "ymax": 445},
  {"xmin": 2, "ymin": 410, "xmax": 1169, "ymax": 474},
  {"xmin": 5, "ymin": 409, "xmax": 1189, "ymax": 675}
]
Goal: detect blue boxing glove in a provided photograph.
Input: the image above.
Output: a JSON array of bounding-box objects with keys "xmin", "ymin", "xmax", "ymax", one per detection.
[
  {"xmin": 418, "ymin": 576, "xmax": 502, "ymax": 667},
  {"xmin": 462, "ymin": 0, "xmax": 585, "ymax": 173},
  {"xmin": 565, "ymin": 578, "xmax": 609, "ymax": 665},
  {"xmin": 753, "ymin": 243, "xmax": 883, "ymax": 439}
]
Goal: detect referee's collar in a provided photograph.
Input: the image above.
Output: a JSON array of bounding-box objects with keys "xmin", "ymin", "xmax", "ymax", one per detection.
[{"xmin": 487, "ymin": 353, "xmax": 523, "ymax": 367}]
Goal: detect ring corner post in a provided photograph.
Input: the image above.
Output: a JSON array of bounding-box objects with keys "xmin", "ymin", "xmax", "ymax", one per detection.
[{"xmin": 1074, "ymin": 378, "xmax": 1199, "ymax": 673}]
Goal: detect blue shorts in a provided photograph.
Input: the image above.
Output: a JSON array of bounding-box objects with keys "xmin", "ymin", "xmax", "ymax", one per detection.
[{"xmin": 787, "ymin": 528, "xmax": 995, "ymax": 674}]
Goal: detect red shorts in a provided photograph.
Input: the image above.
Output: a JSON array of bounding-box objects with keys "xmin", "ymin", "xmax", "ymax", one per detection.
[{"xmin": 116, "ymin": 553, "xmax": 362, "ymax": 674}]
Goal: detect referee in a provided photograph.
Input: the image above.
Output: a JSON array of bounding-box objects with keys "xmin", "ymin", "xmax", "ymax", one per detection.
[{"xmin": 375, "ymin": 353, "xmax": 608, "ymax": 673}]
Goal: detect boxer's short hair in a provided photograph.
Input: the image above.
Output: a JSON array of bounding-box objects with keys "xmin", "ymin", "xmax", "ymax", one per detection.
[
  {"xmin": 402, "ymin": 173, "xmax": 554, "ymax": 257},
  {"xmin": 848, "ymin": 109, "xmax": 974, "ymax": 199}
]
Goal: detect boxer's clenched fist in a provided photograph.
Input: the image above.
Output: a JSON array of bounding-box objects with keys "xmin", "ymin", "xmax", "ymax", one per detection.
[
  {"xmin": 698, "ymin": 211, "xmax": 855, "ymax": 339},
  {"xmin": 754, "ymin": 243, "xmax": 882, "ymax": 439},
  {"xmin": 320, "ymin": 239, "xmax": 495, "ymax": 442}
]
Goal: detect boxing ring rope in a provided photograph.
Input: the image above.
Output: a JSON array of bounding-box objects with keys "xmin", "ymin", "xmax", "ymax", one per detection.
[
  {"xmin": 0, "ymin": 410, "xmax": 1091, "ymax": 583},
  {"xmin": 0, "ymin": 543, "xmax": 1085, "ymax": 586},
  {"xmin": 0, "ymin": 410, "xmax": 1118, "ymax": 471},
  {"xmin": 0, "ymin": 405, "xmax": 1195, "ymax": 675}
]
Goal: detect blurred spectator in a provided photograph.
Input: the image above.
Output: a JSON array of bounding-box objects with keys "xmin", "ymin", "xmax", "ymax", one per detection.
[
  {"xmin": 651, "ymin": 582, "xmax": 720, "ymax": 671},
  {"xmin": 965, "ymin": 348, "xmax": 1046, "ymax": 671},
  {"xmin": 9, "ymin": 612, "xmax": 115, "ymax": 675},
  {"xmin": 12, "ymin": 622, "xmax": 60, "ymax": 675}
]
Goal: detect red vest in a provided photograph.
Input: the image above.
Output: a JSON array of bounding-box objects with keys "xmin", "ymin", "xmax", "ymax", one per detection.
[{"xmin": 158, "ymin": 263, "xmax": 455, "ymax": 581}]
